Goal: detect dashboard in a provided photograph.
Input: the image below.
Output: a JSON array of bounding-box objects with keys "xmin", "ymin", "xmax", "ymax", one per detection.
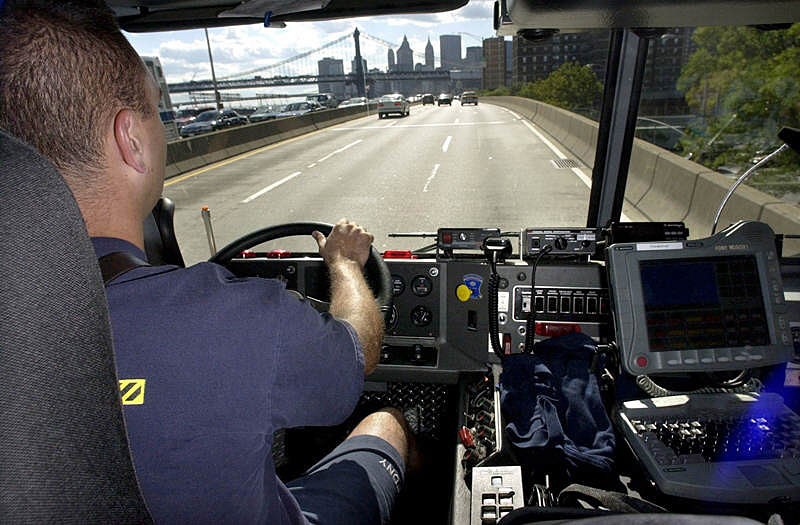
[{"xmin": 227, "ymin": 254, "xmax": 613, "ymax": 382}]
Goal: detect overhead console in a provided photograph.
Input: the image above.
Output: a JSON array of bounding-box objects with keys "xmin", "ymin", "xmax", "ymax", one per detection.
[{"xmin": 607, "ymin": 221, "xmax": 794, "ymax": 375}]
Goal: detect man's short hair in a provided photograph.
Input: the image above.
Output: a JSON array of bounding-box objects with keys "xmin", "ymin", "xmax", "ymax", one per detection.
[{"xmin": 0, "ymin": 0, "xmax": 154, "ymax": 183}]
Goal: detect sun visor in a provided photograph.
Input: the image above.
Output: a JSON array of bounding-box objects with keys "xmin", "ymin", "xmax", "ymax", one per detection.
[
  {"xmin": 111, "ymin": 0, "xmax": 468, "ymax": 32},
  {"xmin": 496, "ymin": 0, "xmax": 800, "ymax": 36}
]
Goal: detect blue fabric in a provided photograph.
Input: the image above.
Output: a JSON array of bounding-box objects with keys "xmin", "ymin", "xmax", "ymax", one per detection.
[
  {"xmin": 92, "ymin": 237, "xmax": 365, "ymax": 524},
  {"xmin": 499, "ymin": 333, "xmax": 615, "ymax": 481},
  {"xmin": 287, "ymin": 435, "xmax": 405, "ymax": 525}
]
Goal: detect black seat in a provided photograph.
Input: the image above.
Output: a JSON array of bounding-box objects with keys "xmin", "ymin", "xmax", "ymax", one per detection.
[{"xmin": 0, "ymin": 129, "xmax": 152, "ymax": 522}]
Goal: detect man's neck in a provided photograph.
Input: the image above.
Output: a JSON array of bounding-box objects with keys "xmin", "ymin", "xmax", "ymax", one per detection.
[
  {"xmin": 87, "ymin": 221, "xmax": 146, "ymax": 251},
  {"xmin": 74, "ymin": 192, "xmax": 146, "ymax": 251}
]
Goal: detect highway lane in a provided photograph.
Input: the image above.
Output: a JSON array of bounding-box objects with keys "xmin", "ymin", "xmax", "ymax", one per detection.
[{"xmin": 164, "ymin": 102, "xmax": 594, "ymax": 264}]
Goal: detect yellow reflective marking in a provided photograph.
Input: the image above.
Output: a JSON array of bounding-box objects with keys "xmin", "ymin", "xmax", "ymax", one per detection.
[{"xmin": 119, "ymin": 379, "xmax": 146, "ymax": 405}]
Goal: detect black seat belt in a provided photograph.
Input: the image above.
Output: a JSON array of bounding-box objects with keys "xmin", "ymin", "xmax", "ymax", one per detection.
[{"xmin": 98, "ymin": 251, "xmax": 151, "ymax": 285}]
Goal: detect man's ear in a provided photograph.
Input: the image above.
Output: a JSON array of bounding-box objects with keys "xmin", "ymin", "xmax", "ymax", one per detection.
[{"xmin": 113, "ymin": 108, "xmax": 147, "ymax": 174}]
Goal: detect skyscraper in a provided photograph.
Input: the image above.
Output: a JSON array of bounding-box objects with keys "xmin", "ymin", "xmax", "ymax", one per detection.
[
  {"xmin": 388, "ymin": 48, "xmax": 395, "ymax": 71},
  {"xmin": 482, "ymin": 37, "xmax": 506, "ymax": 90},
  {"xmin": 440, "ymin": 34, "xmax": 462, "ymax": 70},
  {"xmin": 317, "ymin": 57, "xmax": 345, "ymax": 98},
  {"xmin": 396, "ymin": 35, "xmax": 413, "ymax": 72},
  {"xmin": 425, "ymin": 37, "xmax": 434, "ymax": 69}
]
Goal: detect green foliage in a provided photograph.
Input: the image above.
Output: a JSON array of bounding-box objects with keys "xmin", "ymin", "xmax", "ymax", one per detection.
[
  {"xmin": 677, "ymin": 24, "xmax": 800, "ymax": 176},
  {"xmin": 479, "ymin": 86, "xmax": 512, "ymax": 97},
  {"xmin": 518, "ymin": 62, "xmax": 602, "ymax": 112}
]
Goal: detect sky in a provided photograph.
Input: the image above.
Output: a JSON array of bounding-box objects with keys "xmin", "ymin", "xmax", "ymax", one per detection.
[{"xmin": 124, "ymin": 0, "xmax": 497, "ymax": 85}]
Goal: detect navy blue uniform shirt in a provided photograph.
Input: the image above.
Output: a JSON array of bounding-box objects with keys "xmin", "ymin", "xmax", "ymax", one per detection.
[{"xmin": 92, "ymin": 237, "xmax": 365, "ymax": 524}]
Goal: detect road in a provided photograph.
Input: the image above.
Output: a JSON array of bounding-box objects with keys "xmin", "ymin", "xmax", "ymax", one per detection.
[{"xmin": 164, "ymin": 102, "xmax": 595, "ymax": 265}]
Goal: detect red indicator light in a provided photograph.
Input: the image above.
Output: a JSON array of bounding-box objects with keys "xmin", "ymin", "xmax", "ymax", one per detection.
[
  {"xmin": 382, "ymin": 250, "xmax": 417, "ymax": 259},
  {"xmin": 636, "ymin": 355, "xmax": 648, "ymax": 368},
  {"xmin": 502, "ymin": 333, "xmax": 512, "ymax": 355},
  {"xmin": 442, "ymin": 233, "xmax": 453, "ymax": 244},
  {"xmin": 266, "ymin": 250, "xmax": 292, "ymax": 259},
  {"xmin": 535, "ymin": 323, "xmax": 581, "ymax": 337},
  {"xmin": 240, "ymin": 250, "xmax": 257, "ymax": 258}
]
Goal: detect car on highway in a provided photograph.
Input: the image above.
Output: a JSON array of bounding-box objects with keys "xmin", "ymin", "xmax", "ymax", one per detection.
[
  {"xmin": 248, "ymin": 105, "xmax": 284, "ymax": 123},
  {"xmin": 275, "ymin": 101, "xmax": 322, "ymax": 118},
  {"xmin": 377, "ymin": 94, "xmax": 410, "ymax": 118},
  {"xmin": 174, "ymin": 108, "xmax": 200, "ymax": 129},
  {"xmin": 7, "ymin": 2, "xmax": 800, "ymax": 525},
  {"xmin": 338, "ymin": 97, "xmax": 368, "ymax": 108},
  {"xmin": 178, "ymin": 109, "xmax": 248, "ymax": 137},
  {"xmin": 306, "ymin": 93, "xmax": 339, "ymax": 108},
  {"xmin": 460, "ymin": 91, "xmax": 478, "ymax": 105}
]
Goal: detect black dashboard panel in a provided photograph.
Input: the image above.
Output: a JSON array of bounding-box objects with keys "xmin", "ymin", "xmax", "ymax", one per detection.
[{"xmin": 226, "ymin": 256, "xmax": 612, "ymax": 382}]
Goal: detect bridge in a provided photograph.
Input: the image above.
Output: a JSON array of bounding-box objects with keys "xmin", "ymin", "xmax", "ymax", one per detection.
[
  {"xmin": 166, "ymin": 28, "xmax": 479, "ymax": 101},
  {"xmin": 168, "ymin": 70, "xmax": 452, "ymax": 93}
]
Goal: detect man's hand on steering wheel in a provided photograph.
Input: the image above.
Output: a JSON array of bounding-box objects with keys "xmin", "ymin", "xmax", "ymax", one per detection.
[{"xmin": 312, "ymin": 219, "xmax": 374, "ymax": 268}]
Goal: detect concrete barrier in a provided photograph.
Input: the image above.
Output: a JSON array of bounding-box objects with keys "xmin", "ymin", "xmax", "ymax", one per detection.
[
  {"xmin": 484, "ymin": 96, "xmax": 800, "ymax": 242},
  {"xmin": 165, "ymin": 103, "xmax": 378, "ymax": 179}
]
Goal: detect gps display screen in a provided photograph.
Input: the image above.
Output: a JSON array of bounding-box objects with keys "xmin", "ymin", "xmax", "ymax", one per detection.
[{"xmin": 639, "ymin": 256, "xmax": 769, "ymax": 351}]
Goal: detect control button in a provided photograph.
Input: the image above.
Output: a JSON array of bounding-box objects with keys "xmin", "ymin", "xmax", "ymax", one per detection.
[
  {"xmin": 410, "ymin": 305, "xmax": 432, "ymax": 327},
  {"xmin": 518, "ymin": 325, "xmax": 526, "ymax": 336},
  {"xmin": 428, "ymin": 266, "xmax": 439, "ymax": 277},
  {"xmin": 554, "ymin": 237, "xmax": 568, "ymax": 250},
  {"xmin": 456, "ymin": 284, "xmax": 472, "ymax": 302},
  {"xmin": 442, "ymin": 232, "xmax": 453, "ymax": 244},
  {"xmin": 749, "ymin": 354, "xmax": 764, "ymax": 361},
  {"xmin": 560, "ymin": 296, "xmax": 571, "ymax": 313},
  {"xmin": 573, "ymin": 296, "xmax": 584, "ymax": 314},
  {"xmin": 547, "ymin": 296, "xmax": 558, "ymax": 313},
  {"xmin": 534, "ymin": 295, "xmax": 545, "ymax": 313},
  {"xmin": 636, "ymin": 355, "xmax": 648, "ymax": 368},
  {"xmin": 683, "ymin": 358, "xmax": 697, "ymax": 365},
  {"xmin": 391, "ymin": 275, "xmax": 405, "ymax": 296},
  {"xmin": 616, "ymin": 246, "xmax": 634, "ymax": 251},
  {"xmin": 783, "ymin": 333, "xmax": 791, "ymax": 345},
  {"xmin": 734, "ymin": 355, "xmax": 748, "ymax": 362},
  {"xmin": 411, "ymin": 275, "xmax": 433, "ymax": 296},
  {"xmin": 700, "ymin": 357, "xmax": 713, "ymax": 364},
  {"xmin": 717, "ymin": 356, "xmax": 731, "ymax": 363},
  {"xmin": 586, "ymin": 297, "xmax": 598, "ymax": 314},
  {"xmin": 667, "ymin": 359, "xmax": 680, "ymax": 366},
  {"xmin": 498, "ymin": 278, "xmax": 509, "ymax": 289},
  {"xmin": 386, "ymin": 306, "xmax": 398, "ymax": 330},
  {"xmin": 599, "ymin": 297, "xmax": 608, "ymax": 314},
  {"xmin": 498, "ymin": 313, "xmax": 507, "ymax": 325},
  {"xmin": 778, "ymin": 316, "xmax": 786, "ymax": 329},
  {"xmin": 517, "ymin": 272, "xmax": 527, "ymax": 282}
]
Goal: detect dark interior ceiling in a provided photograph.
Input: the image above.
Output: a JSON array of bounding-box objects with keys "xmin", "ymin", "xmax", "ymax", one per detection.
[
  {"xmin": 109, "ymin": 0, "xmax": 469, "ymax": 32},
  {"xmin": 497, "ymin": 0, "xmax": 800, "ymax": 35}
]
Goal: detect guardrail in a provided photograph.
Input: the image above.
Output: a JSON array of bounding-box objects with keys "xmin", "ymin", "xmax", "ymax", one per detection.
[
  {"xmin": 165, "ymin": 103, "xmax": 378, "ymax": 178},
  {"xmin": 484, "ymin": 96, "xmax": 800, "ymax": 243}
]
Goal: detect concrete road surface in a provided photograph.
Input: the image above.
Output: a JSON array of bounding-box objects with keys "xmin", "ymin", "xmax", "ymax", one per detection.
[{"xmin": 164, "ymin": 102, "xmax": 594, "ymax": 265}]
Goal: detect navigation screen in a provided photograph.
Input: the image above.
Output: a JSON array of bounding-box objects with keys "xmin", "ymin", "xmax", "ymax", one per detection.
[{"xmin": 640, "ymin": 256, "xmax": 770, "ymax": 351}]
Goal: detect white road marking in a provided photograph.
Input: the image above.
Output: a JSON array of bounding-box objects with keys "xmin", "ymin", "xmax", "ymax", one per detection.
[
  {"xmin": 507, "ymin": 109, "xmax": 521, "ymax": 119},
  {"xmin": 317, "ymin": 139, "xmax": 363, "ymax": 163},
  {"xmin": 242, "ymin": 171, "xmax": 302, "ymax": 203},
  {"xmin": 455, "ymin": 118, "xmax": 460, "ymax": 124},
  {"xmin": 423, "ymin": 164, "xmax": 440, "ymax": 193},
  {"xmin": 519, "ymin": 119, "xmax": 631, "ymax": 221},
  {"xmin": 330, "ymin": 121, "xmax": 506, "ymax": 131},
  {"xmin": 307, "ymin": 163, "xmax": 317, "ymax": 168},
  {"xmin": 442, "ymin": 136, "xmax": 452, "ymax": 153}
]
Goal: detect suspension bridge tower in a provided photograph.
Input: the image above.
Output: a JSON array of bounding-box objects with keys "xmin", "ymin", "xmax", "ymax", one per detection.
[{"xmin": 353, "ymin": 28, "xmax": 367, "ymax": 98}]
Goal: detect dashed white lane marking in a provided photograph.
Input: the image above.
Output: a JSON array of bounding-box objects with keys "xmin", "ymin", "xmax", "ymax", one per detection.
[
  {"xmin": 317, "ymin": 139, "xmax": 363, "ymax": 163},
  {"xmin": 242, "ymin": 171, "xmax": 302, "ymax": 203},
  {"xmin": 307, "ymin": 163, "xmax": 317, "ymax": 168},
  {"xmin": 442, "ymin": 136, "xmax": 452, "ymax": 153},
  {"xmin": 455, "ymin": 118, "xmax": 460, "ymax": 124},
  {"xmin": 519, "ymin": 119, "xmax": 631, "ymax": 221},
  {"xmin": 330, "ymin": 121, "xmax": 506, "ymax": 130},
  {"xmin": 423, "ymin": 164, "xmax": 440, "ymax": 193}
]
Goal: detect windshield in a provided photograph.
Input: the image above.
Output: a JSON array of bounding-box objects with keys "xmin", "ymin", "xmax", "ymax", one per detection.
[
  {"xmin": 194, "ymin": 110, "xmax": 219, "ymax": 122},
  {"xmin": 124, "ymin": 6, "xmax": 799, "ymax": 264}
]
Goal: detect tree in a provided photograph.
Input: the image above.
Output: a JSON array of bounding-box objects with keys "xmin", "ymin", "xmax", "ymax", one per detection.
[
  {"xmin": 517, "ymin": 62, "xmax": 602, "ymax": 113},
  {"xmin": 677, "ymin": 24, "xmax": 800, "ymax": 171}
]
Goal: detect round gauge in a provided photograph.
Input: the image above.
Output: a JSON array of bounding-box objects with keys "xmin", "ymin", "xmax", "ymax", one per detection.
[
  {"xmin": 386, "ymin": 305, "xmax": 399, "ymax": 331},
  {"xmin": 411, "ymin": 275, "xmax": 433, "ymax": 296},
  {"xmin": 410, "ymin": 305, "xmax": 432, "ymax": 327},
  {"xmin": 391, "ymin": 275, "xmax": 406, "ymax": 296}
]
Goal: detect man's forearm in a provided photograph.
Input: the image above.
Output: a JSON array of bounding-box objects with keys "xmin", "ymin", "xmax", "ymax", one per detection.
[{"xmin": 328, "ymin": 259, "xmax": 383, "ymax": 375}]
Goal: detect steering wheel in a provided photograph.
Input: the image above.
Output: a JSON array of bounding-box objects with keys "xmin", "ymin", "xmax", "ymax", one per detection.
[{"xmin": 209, "ymin": 222, "xmax": 393, "ymax": 323}]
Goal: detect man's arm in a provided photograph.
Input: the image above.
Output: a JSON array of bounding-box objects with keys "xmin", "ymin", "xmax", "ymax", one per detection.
[{"xmin": 312, "ymin": 219, "xmax": 383, "ymax": 375}]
